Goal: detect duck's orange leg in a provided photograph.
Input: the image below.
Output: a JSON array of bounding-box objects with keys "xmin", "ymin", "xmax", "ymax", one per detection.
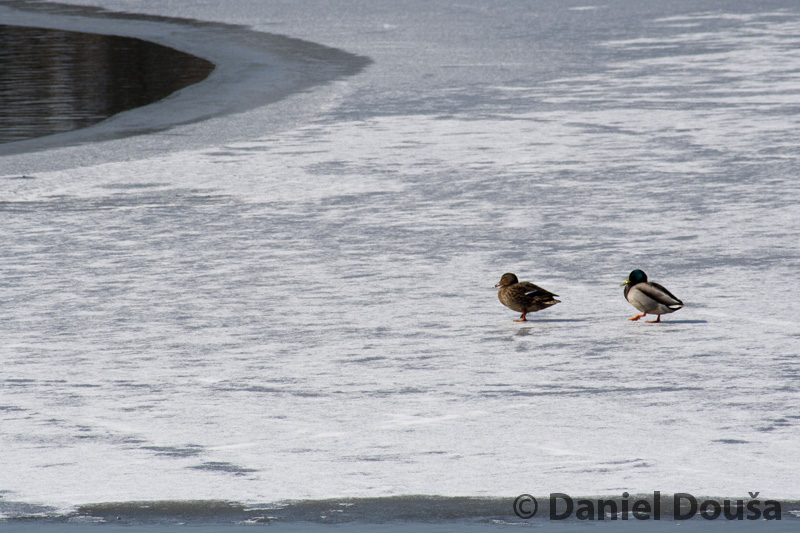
[
  {"xmin": 646, "ymin": 315, "xmax": 662, "ymax": 323},
  {"xmin": 514, "ymin": 311, "xmax": 528, "ymax": 322},
  {"xmin": 628, "ymin": 313, "xmax": 646, "ymax": 321}
]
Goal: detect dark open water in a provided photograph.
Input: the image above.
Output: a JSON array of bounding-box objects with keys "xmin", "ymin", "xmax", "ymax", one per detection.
[
  {"xmin": 2, "ymin": 496, "xmax": 799, "ymax": 531},
  {"xmin": 0, "ymin": 24, "xmax": 213, "ymax": 143}
]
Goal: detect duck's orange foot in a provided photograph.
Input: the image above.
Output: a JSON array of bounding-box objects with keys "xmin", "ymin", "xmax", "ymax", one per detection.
[
  {"xmin": 646, "ymin": 316, "xmax": 662, "ymax": 323},
  {"xmin": 628, "ymin": 313, "xmax": 646, "ymax": 321},
  {"xmin": 514, "ymin": 312, "xmax": 528, "ymax": 322}
]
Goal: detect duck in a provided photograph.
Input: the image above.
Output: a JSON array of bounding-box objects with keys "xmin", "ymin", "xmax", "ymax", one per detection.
[
  {"xmin": 495, "ymin": 272, "xmax": 561, "ymax": 322},
  {"xmin": 621, "ymin": 269, "xmax": 684, "ymax": 323}
]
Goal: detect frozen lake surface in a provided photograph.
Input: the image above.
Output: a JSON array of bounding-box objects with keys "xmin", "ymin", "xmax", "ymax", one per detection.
[{"xmin": 1, "ymin": 0, "xmax": 799, "ymax": 525}]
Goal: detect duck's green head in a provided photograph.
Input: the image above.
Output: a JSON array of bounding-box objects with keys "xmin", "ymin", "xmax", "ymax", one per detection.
[
  {"xmin": 495, "ymin": 272, "xmax": 519, "ymax": 288},
  {"xmin": 621, "ymin": 269, "xmax": 647, "ymax": 287}
]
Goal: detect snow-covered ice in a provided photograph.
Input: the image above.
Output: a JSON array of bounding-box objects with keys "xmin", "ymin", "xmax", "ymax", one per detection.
[{"xmin": 0, "ymin": 0, "xmax": 798, "ymax": 518}]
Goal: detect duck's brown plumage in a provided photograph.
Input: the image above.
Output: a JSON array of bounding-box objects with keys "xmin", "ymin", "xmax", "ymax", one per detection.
[{"xmin": 495, "ymin": 272, "xmax": 560, "ymax": 322}]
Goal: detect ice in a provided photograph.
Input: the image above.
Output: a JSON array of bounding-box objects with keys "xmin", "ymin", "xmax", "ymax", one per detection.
[{"xmin": 0, "ymin": 0, "xmax": 799, "ymax": 517}]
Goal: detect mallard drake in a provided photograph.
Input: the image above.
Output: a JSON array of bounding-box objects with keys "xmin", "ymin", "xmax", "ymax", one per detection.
[
  {"xmin": 621, "ymin": 269, "xmax": 684, "ymax": 323},
  {"xmin": 495, "ymin": 272, "xmax": 560, "ymax": 321}
]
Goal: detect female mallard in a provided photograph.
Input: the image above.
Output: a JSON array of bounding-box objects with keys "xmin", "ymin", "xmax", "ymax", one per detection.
[
  {"xmin": 621, "ymin": 269, "xmax": 684, "ymax": 323},
  {"xmin": 495, "ymin": 272, "xmax": 560, "ymax": 321}
]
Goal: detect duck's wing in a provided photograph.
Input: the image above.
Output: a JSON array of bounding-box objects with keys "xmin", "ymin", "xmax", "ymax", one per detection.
[
  {"xmin": 517, "ymin": 281, "xmax": 559, "ymax": 299},
  {"xmin": 640, "ymin": 282, "xmax": 683, "ymax": 308}
]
